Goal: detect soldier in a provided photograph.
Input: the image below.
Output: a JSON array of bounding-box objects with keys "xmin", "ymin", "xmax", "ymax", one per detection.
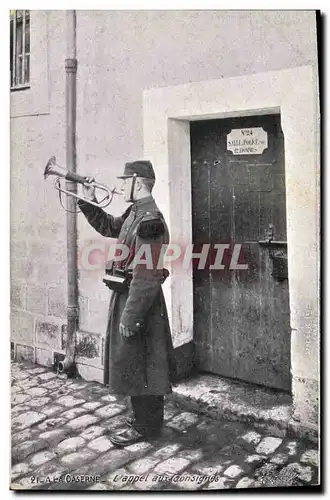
[{"xmin": 78, "ymin": 161, "xmax": 175, "ymax": 446}]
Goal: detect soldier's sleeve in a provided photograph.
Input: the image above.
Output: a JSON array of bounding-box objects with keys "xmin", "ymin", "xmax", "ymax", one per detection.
[
  {"xmin": 78, "ymin": 199, "xmax": 131, "ymax": 238},
  {"xmin": 120, "ymin": 217, "xmax": 166, "ymax": 330}
]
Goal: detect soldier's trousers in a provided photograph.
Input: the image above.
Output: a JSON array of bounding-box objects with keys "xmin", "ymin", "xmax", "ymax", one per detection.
[{"xmin": 130, "ymin": 395, "xmax": 164, "ymax": 435}]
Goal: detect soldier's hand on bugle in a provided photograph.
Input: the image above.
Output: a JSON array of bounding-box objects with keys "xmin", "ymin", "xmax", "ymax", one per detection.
[{"xmin": 82, "ymin": 176, "xmax": 96, "ymax": 201}]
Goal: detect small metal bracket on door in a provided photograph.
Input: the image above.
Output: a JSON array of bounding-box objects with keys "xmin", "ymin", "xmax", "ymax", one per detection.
[{"xmin": 258, "ymin": 224, "xmax": 288, "ymax": 281}]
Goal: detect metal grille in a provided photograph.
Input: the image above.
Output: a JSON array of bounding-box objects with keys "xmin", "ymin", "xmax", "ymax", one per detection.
[{"xmin": 10, "ymin": 10, "xmax": 30, "ymax": 89}]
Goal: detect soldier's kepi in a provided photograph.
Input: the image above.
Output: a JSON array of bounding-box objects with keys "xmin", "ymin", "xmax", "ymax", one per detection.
[
  {"xmin": 78, "ymin": 159, "xmax": 175, "ymax": 447},
  {"xmin": 117, "ymin": 160, "xmax": 155, "ymax": 203}
]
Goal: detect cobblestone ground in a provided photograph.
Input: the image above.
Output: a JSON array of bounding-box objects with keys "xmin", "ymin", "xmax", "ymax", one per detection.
[{"xmin": 11, "ymin": 361, "xmax": 319, "ymax": 491}]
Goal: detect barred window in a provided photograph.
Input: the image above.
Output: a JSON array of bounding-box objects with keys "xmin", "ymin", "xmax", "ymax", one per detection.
[{"xmin": 10, "ymin": 10, "xmax": 30, "ymax": 90}]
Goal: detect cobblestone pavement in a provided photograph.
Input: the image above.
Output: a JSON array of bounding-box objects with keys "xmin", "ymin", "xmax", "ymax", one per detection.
[{"xmin": 11, "ymin": 361, "xmax": 319, "ymax": 491}]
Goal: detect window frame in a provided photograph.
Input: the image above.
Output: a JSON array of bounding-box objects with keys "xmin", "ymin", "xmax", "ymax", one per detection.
[
  {"xmin": 10, "ymin": 10, "xmax": 31, "ymax": 91},
  {"xmin": 10, "ymin": 10, "xmax": 50, "ymax": 118}
]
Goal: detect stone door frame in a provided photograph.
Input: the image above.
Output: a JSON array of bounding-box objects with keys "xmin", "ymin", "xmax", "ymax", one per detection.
[{"xmin": 143, "ymin": 65, "xmax": 319, "ymax": 428}]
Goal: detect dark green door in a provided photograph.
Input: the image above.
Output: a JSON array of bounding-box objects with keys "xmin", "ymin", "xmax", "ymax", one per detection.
[{"xmin": 190, "ymin": 114, "xmax": 291, "ymax": 391}]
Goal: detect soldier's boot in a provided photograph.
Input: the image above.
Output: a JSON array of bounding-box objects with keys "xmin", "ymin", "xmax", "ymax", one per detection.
[
  {"xmin": 126, "ymin": 414, "xmax": 135, "ymax": 427},
  {"xmin": 110, "ymin": 425, "xmax": 162, "ymax": 447},
  {"xmin": 109, "ymin": 427, "xmax": 146, "ymax": 447}
]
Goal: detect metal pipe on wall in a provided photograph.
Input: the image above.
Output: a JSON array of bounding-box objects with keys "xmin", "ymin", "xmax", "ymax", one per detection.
[{"xmin": 58, "ymin": 10, "xmax": 78, "ymax": 374}]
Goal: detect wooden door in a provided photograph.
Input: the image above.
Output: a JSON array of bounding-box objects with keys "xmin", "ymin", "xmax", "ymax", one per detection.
[{"xmin": 191, "ymin": 114, "xmax": 291, "ymax": 391}]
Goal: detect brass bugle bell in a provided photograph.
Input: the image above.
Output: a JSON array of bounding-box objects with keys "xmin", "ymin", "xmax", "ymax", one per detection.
[{"xmin": 44, "ymin": 156, "xmax": 122, "ymax": 208}]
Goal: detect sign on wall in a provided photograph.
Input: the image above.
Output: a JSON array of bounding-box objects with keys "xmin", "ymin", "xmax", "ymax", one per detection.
[{"xmin": 227, "ymin": 127, "xmax": 268, "ymax": 155}]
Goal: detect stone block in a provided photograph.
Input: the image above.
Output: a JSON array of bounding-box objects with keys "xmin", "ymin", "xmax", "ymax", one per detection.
[
  {"xmin": 270, "ymin": 453, "xmax": 289, "ymax": 465},
  {"xmin": 80, "ymin": 425, "xmax": 106, "ymax": 441},
  {"xmin": 12, "ymin": 392, "xmax": 32, "ymax": 406},
  {"xmin": 25, "ymin": 367, "xmax": 47, "ymax": 374},
  {"xmin": 80, "ymin": 311, "xmax": 106, "ymax": 335},
  {"xmin": 11, "ymin": 282, "xmax": 27, "ymax": 309},
  {"xmin": 35, "ymin": 320, "xmax": 60, "ymax": 349},
  {"xmin": 11, "ymin": 428, "xmax": 37, "ymax": 447},
  {"xmin": 26, "ymin": 285, "xmax": 48, "ymax": 315},
  {"xmin": 11, "ymin": 312, "xmax": 34, "ymax": 343},
  {"xmin": 77, "ymin": 449, "xmax": 129, "ymax": 476},
  {"xmin": 254, "ymin": 463, "xmax": 280, "ymax": 487},
  {"xmin": 82, "ymin": 402, "xmax": 103, "ymax": 411},
  {"xmin": 128, "ymin": 456, "xmax": 160, "ymax": 475},
  {"xmin": 15, "ymin": 344, "xmax": 35, "ymax": 363},
  {"xmin": 152, "ymin": 444, "xmax": 182, "ymax": 460},
  {"xmin": 41, "ymin": 379, "xmax": 64, "ymax": 390},
  {"xmin": 101, "ymin": 394, "xmax": 118, "ymax": 403},
  {"xmin": 291, "ymin": 374, "xmax": 319, "ymax": 428},
  {"xmin": 60, "ymin": 450, "xmax": 96, "ymax": 468},
  {"xmin": 177, "ymin": 448, "xmax": 204, "ymax": 462},
  {"xmin": 166, "ymin": 412, "xmax": 199, "ymax": 431},
  {"xmin": 41, "ymin": 405, "xmax": 63, "ymax": 417},
  {"xmin": 35, "ymin": 347, "xmax": 53, "ymax": 367},
  {"xmin": 37, "ymin": 417, "xmax": 68, "ymax": 432},
  {"xmin": 76, "ymin": 332, "xmax": 101, "ymax": 359},
  {"xmin": 29, "ymin": 450, "xmax": 56, "ymax": 467},
  {"xmin": 235, "ymin": 477, "xmax": 255, "ymax": 489},
  {"xmin": 223, "ymin": 465, "xmax": 244, "ymax": 479},
  {"xmin": 240, "ymin": 431, "xmax": 262, "ymax": 446},
  {"xmin": 153, "ymin": 456, "xmax": 190, "ymax": 475},
  {"xmin": 124, "ymin": 441, "xmax": 152, "ymax": 454},
  {"xmin": 56, "ymin": 395, "xmax": 85, "ymax": 407},
  {"xmin": 62, "ymin": 407, "xmax": 88, "ymax": 421},
  {"xmin": 76, "ymin": 363, "xmax": 104, "ymax": 383},
  {"xmin": 25, "ymin": 387, "xmax": 48, "ymax": 396},
  {"xmin": 66, "ymin": 414, "xmax": 100, "ymax": 431},
  {"xmin": 37, "ymin": 371, "xmax": 57, "ymax": 381},
  {"xmin": 89, "ymin": 297, "xmax": 108, "ymax": 315},
  {"xmin": 56, "ymin": 436, "xmax": 86, "ymax": 455},
  {"xmin": 87, "ymin": 436, "xmax": 114, "ymax": 453},
  {"xmin": 11, "ymin": 404, "xmax": 30, "ymax": 415},
  {"xmin": 26, "ymin": 397, "xmax": 51, "ymax": 409},
  {"xmin": 11, "ymin": 439, "xmax": 48, "ymax": 462},
  {"xmin": 11, "ymin": 258, "xmax": 34, "ymax": 282},
  {"xmin": 12, "ymin": 411, "xmax": 46, "ymax": 431},
  {"xmin": 11, "ymin": 239, "xmax": 28, "ymax": 262},
  {"xmin": 300, "ymin": 449, "xmax": 319, "ymax": 467},
  {"xmin": 95, "ymin": 403, "xmax": 126, "ymax": 419},
  {"xmin": 283, "ymin": 440, "xmax": 298, "ymax": 456},
  {"xmin": 48, "ymin": 286, "xmax": 67, "ymax": 318},
  {"xmin": 193, "ymin": 461, "xmax": 226, "ymax": 477},
  {"xmin": 11, "ymin": 462, "xmax": 31, "ymax": 482},
  {"xmin": 34, "ymin": 260, "xmax": 66, "ymax": 286},
  {"xmin": 39, "ymin": 429, "xmax": 68, "ymax": 446},
  {"xmin": 255, "ymin": 437, "xmax": 282, "ymax": 455},
  {"xmin": 269, "ymin": 463, "xmax": 313, "ymax": 486}
]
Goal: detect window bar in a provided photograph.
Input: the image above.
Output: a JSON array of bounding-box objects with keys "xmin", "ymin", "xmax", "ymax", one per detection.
[
  {"xmin": 22, "ymin": 10, "xmax": 26, "ymax": 84},
  {"xmin": 12, "ymin": 11, "xmax": 17, "ymax": 87}
]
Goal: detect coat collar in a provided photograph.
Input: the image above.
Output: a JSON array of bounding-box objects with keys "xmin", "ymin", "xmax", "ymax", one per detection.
[{"xmin": 131, "ymin": 195, "xmax": 156, "ymax": 213}]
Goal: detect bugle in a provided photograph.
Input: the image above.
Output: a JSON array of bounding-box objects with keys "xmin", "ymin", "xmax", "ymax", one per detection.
[{"xmin": 43, "ymin": 156, "xmax": 122, "ymax": 208}]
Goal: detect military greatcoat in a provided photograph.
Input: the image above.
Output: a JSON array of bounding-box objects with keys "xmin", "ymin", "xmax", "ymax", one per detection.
[{"xmin": 78, "ymin": 195, "xmax": 174, "ymax": 396}]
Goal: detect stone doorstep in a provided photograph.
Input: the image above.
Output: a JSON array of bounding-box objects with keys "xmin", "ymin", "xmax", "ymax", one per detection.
[{"xmin": 170, "ymin": 374, "xmax": 318, "ymax": 444}]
